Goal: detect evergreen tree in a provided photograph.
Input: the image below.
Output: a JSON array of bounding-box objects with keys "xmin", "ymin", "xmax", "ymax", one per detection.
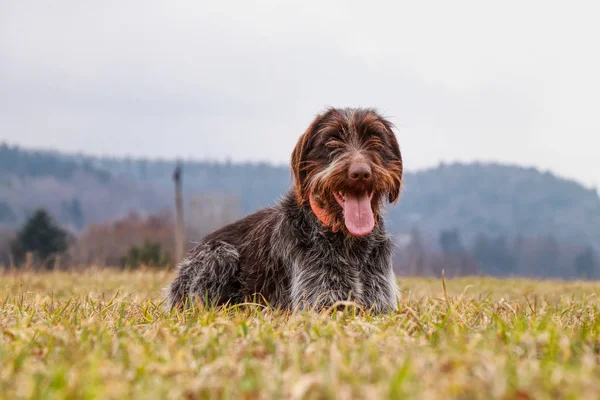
[{"xmin": 11, "ymin": 209, "xmax": 68, "ymax": 267}]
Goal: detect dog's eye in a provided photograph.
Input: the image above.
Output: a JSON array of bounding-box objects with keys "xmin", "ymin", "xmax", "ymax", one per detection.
[{"xmin": 364, "ymin": 136, "xmax": 385, "ymax": 149}]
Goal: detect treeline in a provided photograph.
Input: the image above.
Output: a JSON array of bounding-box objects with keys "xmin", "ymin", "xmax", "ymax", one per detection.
[
  {"xmin": 394, "ymin": 227, "xmax": 600, "ymax": 280},
  {"xmin": 88, "ymin": 156, "xmax": 292, "ymax": 214},
  {"xmin": 0, "ymin": 144, "xmax": 167, "ymax": 230},
  {"xmin": 3, "ymin": 143, "xmax": 600, "ymax": 251},
  {"xmin": 0, "ymin": 209, "xmax": 180, "ymax": 269},
  {"xmin": 2, "ymin": 205, "xmax": 599, "ymax": 281},
  {"xmin": 0, "ymin": 192, "xmax": 240, "ymax": 269},
  {"xmin": 84, "ymin": 155, "xmax": 600, "ymax": 246},
  {"xmin": 1, "ymin": 143, "xmax": 600, "ymax": 278},
  {"xmin": 0, "ymin": 143, "xmax": 110, "ymax": 183}
]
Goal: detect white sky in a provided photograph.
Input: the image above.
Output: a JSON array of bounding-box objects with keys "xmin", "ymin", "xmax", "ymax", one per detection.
[{"xmin": 1, "ymin": 1, "xmax": 598, "ymax": 188}]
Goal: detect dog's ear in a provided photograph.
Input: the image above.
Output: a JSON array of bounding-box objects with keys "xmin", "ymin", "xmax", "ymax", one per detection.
[
  {"xmin": 388, "ymin": 169, "xmax": 403, "ymax": 203},
  {"xmin": 291, "ymin": 127, "xmax": 312, "ymax": 204},
  {"xmin": 291, "ymin": 113, "xmax": 324, "ymax": 204},
  {"xmin": 382, "ymin": 119, "xmax": 403, "ymax": 204}
]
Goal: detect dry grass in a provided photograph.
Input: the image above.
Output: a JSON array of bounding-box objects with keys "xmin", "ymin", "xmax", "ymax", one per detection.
[{"xmin": 1, "ymin": 268, "xmax": 599, "ymax": 399}]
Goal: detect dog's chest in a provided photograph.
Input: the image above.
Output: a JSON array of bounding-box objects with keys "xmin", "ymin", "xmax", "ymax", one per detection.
[{"xmin": 302, "ymin": 234, "xmax": 379, "ymax": 271}]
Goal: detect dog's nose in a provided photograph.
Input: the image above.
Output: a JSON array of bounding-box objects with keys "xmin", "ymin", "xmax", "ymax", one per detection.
[{"xmin": 348, "ymin": 162, "xmax": 372, "ymax": 181}]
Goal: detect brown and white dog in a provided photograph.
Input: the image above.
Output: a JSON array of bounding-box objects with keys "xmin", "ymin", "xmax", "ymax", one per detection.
[{"xmin": 166, "ymin": 107, "xmax": 403, "ymax": 313}]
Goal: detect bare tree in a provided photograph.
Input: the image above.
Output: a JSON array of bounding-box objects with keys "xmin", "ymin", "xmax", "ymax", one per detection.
[{"xmin": 173, "ymin": 164, "xmax": 185, "ymax": 265}]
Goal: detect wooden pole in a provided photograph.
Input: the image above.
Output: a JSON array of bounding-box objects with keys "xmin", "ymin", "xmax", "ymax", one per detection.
[{"xmin": 173, "ymin": 164, "xmax": 185, "ymax": 265}]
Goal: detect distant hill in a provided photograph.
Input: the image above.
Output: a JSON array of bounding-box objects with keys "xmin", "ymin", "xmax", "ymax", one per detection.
[
  {"xmin": 387, "ymin": 163, "xmax": 600, "ymax": 246},
  {"xmin": 0, "ymin": 144, "xmax": 165, "ymax": 230},
  {"xmin": 80, "ymin": 155, "xmax": 292, "ymax": 214},
  {"xmin": 1, "ymin": 143, "xmax": 599, "ymax": 250}
]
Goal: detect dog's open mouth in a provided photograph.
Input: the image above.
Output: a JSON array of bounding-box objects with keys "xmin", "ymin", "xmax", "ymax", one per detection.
[{"xmin": 334, "ymin": 191, "xmax": 375, "ymax": 236}]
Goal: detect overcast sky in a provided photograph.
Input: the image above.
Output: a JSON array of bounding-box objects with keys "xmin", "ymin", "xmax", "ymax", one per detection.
[{"xmin": 1, "ymin": 1, "xmax": 598, "ymax": 188}]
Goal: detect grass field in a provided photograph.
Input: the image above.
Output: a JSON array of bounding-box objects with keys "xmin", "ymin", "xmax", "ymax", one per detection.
[{"xmin": 1, "ymin": 269, "xmax": 599, "ymax": 399}]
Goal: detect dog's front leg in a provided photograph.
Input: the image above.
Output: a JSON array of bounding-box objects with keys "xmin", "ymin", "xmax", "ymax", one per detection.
[
  {"xmin": 360, "ymin": 244, "xmax": 400, "ymax": 313},
  {"xmin": 289, "ymin": 261, "xmax": 361, "ymax": 311}
]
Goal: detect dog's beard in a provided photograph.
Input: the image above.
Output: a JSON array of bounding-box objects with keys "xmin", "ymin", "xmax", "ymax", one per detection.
[
  {"xmin": 303, "ymin": 155, "xmax": 399, "ymax": 237},
  {"xmin": 309, "ymin": 178, "xmax": 382, "ymax": 237}
]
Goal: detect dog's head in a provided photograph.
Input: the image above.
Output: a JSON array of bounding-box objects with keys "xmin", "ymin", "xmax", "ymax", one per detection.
[{"xmin": 291, "ymin": 107, "xmax": 403, "ymax": 237}]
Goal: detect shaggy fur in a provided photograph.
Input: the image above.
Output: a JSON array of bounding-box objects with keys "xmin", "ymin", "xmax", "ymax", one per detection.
[{"xmin": 166, "ymin": 107, "xmax": 403, "ymax": 313}]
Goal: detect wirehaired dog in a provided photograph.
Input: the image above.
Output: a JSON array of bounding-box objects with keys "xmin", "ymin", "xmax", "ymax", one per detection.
[{"xmin": 166, "ymin": 107, "xmax": 403, "ymax": 313}]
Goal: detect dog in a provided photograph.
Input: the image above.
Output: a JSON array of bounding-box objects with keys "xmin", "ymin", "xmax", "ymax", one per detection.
[{"xmin": 165, "ymin": 107, "xmax": 403, "ymax": 313}]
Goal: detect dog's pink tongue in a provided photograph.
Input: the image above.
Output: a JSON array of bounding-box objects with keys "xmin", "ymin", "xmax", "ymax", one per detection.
[{"xmin": 343, "ymin": 192, "xmax": 375, "ymax": 236}]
